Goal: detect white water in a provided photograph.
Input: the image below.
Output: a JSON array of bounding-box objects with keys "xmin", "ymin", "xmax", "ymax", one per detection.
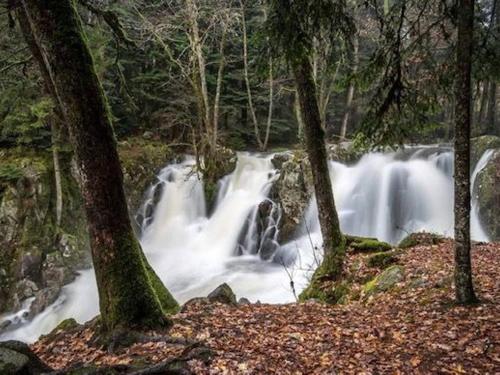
[{"xmin": 1, "ymin": 147, "xmax": 492, "ymax": 342}]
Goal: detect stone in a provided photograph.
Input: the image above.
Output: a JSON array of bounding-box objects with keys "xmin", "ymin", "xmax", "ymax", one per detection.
[
  {"xmin": 28, "ymin": 287, "xmax": 60, "ymax": 319},
  {"xmin": 15, "ymin": 280, "xmax": 39, "ymax": 299},
  {"xmin": 475, "ymin": 150, "xmax": 500, "ymax": 240},
  {"xmin": 270, "ymin": 151, "xmax": 313, "ymax": 242},
  {"xmin": 471, "ymin": 135, "xmax": 500, "ymax": 166},
  {"xmin": 238, "ymin": 297, "xmax": 251, "ymax": 305},
  {"xmin": 207, "ymin": 283, "xmax": 237, "ymax": 305},
  {"xmin": 142, "ymin": 131, "xmax": 154, "ymax": 139},
  {"xmin": 363, "ymin": 265, "xmax": 405, "ymax": 296},
  {"xmin": 0, "ymin": 340, "xmax": 52, "ymax": 374},
  {"xmin": 0, "ymin": 347, "xmax": 29, "ymax": 374}
]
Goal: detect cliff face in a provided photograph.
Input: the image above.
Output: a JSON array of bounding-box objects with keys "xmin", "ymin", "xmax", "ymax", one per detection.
[{"xmin": 0, "ymin": 138, "xmax": 172, "ymax": 328}]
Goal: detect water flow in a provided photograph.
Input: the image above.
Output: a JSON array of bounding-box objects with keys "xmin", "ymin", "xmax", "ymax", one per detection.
[{"xmin": 1, "ymin": 148, "xmax": 492, "ymax": 343}]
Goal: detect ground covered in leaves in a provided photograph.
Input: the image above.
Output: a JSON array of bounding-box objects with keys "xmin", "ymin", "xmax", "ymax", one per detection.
[{"xmin": 32, "ymin": 240, "xmax": 499, "ymax": 374}]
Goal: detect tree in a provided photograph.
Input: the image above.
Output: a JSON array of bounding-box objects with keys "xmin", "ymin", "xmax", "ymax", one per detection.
[
  {"xmin": 454, "ymin": 0, "xmax": 478, "ymax": 304},
  {"xmin": 15, "ymin": 0, "xmax": 178, "ymax": 334},
  {"xmin": 267, "ymin": 0, "xmax": 353, "ymax": 301}
]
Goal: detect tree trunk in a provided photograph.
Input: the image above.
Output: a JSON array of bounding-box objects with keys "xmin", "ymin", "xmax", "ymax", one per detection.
[
  {"xmin": 486, "ymin": 81, "xmax": 497, "ymax": 135},
  {"xmin": 263, "ymin": 58, "xmax": 274, "ymax": 150},
  {"xmin": 50, "ymin": 118, "xmax": 63, "ymax": 228},
  {"xmin": 241, "ymin": 3, "xmax": 264, "ymax": 150},
  {"xmin": 17, "ymin": 0, "xmax": 178, "ymax": 332},
  {"xmin": 292, "ymin": 58, "xmax": 344, "ymax": 280},
  {"xmin": 340, "ymin": 34, "xmax": 359, "ymax": 140},
  {"xmin": 454, "ymin": 0, "xmax": 477, "ymax": 304},
  {"xmin": 186, "ymin": 0, "xmax": 212, "ymax": 143},
  {"xmin": 212, "ymin": 26, "xmax": 227, "ymax": 148}
]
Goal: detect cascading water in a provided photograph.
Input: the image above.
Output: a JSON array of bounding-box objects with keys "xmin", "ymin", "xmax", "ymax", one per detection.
[{"xmin": 1, "ymin": 147, "xmax": 492, "ymax": 343}]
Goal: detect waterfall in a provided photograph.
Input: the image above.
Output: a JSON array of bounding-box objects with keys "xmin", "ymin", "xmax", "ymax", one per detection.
[{"xmin": 1, "ymin": 147, "xmax": 493, "ymax": 343}]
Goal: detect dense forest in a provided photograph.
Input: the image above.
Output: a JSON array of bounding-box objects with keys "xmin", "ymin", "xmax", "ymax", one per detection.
[{"xmin": 0, "ymin": 0, "xmax": 499, "ymax": 374}]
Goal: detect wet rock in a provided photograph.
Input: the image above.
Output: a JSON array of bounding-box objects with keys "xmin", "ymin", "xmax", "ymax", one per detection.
[
  {"xmin": 270, "ymin": 151, "xmax": 313, "ymax": 242},
  {"xmin": 15, "ymin": 280, "xmax": 39, "ymax": 299},
  {"xmin": 475, "ymin": 150, "xmax": 500, "ymax": 241},
  {"xmin": 207, "ymin": 283, "xmax": 237, "ymax": 305},
  {"xmin": 235, "ymin": 199, "xmax": 281, "ymax": 260},
  {"xmin": 471, "ymin": 135, "xmax": 500, "ymax": 166},
  {"xmin": 0, "ymin": 340, "xmax": 52, "ymax": 374},
  {"xmin": 28, "ymin": 287, "xmax": 60, "ymax": 319},
  {"xmin": 42, "ymin": 252, "xmax": 75, "ymax": 289},
  {"xmin": 327, "ymin": 142, "xmax": 362, "ymax": 163}
]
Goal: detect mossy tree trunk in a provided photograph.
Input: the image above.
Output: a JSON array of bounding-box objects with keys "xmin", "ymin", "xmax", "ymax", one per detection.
[
  {"xmin": 292, "ymin": 57, "xmax": 345, "ymax": 282},
  {"xmin": 454, "ymin": 0, "xmax": 477, "ymax": 304},
  {"xmin": 16, "ymin": 0, "xmax": 178, "ymax": 332}
]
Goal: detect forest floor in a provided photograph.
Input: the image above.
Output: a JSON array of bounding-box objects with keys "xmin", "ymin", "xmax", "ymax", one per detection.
[{"xmin": 31, "ymin": 240, "xmax": 499, "ymax": 374}]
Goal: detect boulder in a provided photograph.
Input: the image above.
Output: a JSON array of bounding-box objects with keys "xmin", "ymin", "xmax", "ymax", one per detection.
[
  {"xmin": 471, "ymin": 135, "xmax": 500, "ymax": 166},
  {"xmin": 270, "ymin": 151, "xmax": 313, "ymax": 242},
  {"xmin": 398, "ymin": 232, "xmax": 445, "ymax": 249},
  {"xmin": 207, "ymin": 283, "xmax": 237, "ymax": 305},
  {"xmin": 0, "ymin": 340, "xmax": 52, "ymax": 374},
  {"xmin": 366, "ymin": 251, "xmax": 398, "ymax": 268},
  {"xmin": 346, "ymin": 236, "xmax": 392, "ymax": 253},
  {"xmin": 475, "ymin": 149, "xmax": 500, "ymax": 241},
  {"xmin": 363, "ymin": 265, "xmax": 405, "ymax": 296}
]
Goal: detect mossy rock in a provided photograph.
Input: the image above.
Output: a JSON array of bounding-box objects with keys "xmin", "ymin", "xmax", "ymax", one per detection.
[
  {"xmin": 471, "ymin": 135, "xmax": 500, "ymax": 166},
  {"xmin": 207, "ymin": 283, "xmax": 237, "ymax": 305},
  {"xmin": 398, "ymin": 232, "xmax": 445, "ymax": 249},
  {"xmin": 363, "ymin": 265, "xmax": 405, "ymax": 296},
  {"xmin": 366, "ymin": 251, "xmax": 398, "ymax": 268},
  {"xmin": 346, "ymin": 235, "xmax": 392, "ymax": 253},
  {"xmin": 299, "ymin": 279, "xmax": 350, "ymax": 305}
]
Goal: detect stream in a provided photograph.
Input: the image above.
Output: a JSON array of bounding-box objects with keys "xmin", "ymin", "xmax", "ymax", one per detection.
[{"xmin": 0, "ymin": 146, "xmax": 492, "ymax": 342}]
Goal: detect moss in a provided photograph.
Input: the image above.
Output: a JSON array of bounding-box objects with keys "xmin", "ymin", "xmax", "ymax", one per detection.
[
  {"xmin": 346, "ymin": 235, "xmax": 392, "ymax": 253},
  {"xmin": 363, "ymin": 265, "xmax": 405, "ymax": 296},
  {"xmin": 299, "ymin": 237, "xmax": 347, "ymax": 304},
  {"xmin": 398, "ymin": 232, "xmax": 444, "ymax": 249},
  {"xmin": 366, "ymin": 251, "xmax": 398, "ymax": 268},
  {"xmin": 471, "ymin": 135, "xmax": 500, "ymax": 166}
]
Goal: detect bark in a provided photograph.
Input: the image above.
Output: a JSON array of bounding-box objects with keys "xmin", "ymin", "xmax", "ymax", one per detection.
[
  {"xmin": 51, "ymin": 119, "xmax": 63, "ymax": 228},
  {"xmin": 294, "ymin": 90, "xmax": 305, "ymax": 143},
  {"xmin": 340, "ymin": 34, "xmax": 359, "ymax": 140},
  {"xmin": 263, "ymin": 58, "xmax": 274, "ymax": 150},
  {"xmin": 454, "ymin": 0, "xmax": 477, "ymax": 304},
  {"xmin": 241, "ymin": 3, "xmax": 263, "ymax": 150},
  {"xmin": 291, "ymin": 57, "xmax": 344, "ymax": 279},
  {"xmin": 486, "ymin": 81, "xmax": 497, "ymax": 135},
  {"xmin": 212, "ymin": 26, "xmax": 227, "ymax": 147},
  {"xmin": 17, "ymin": 0, "xmax": 178, "ymax": 332},
  {"xmin": 186, "ymin": 0, "xmax": 211, "ymax": 143}
]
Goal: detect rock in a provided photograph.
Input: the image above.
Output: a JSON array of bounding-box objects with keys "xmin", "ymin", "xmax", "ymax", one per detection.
[
  {"xmin": 142, "ymin": 131, "xmax": 154, "ymax": 140},
  {"xmin": 0, "ymin": 347, "xmax": 29, "ymax": 374},
  {"xmin": 42, "ymin": 252, "xmax": 75, "ymax": 289},
  {"xmin": 366, "ymin": 251, "xmax": 398, "ymax": 268},
  {"xmin": 398, "ymin": 232, "xmax": 445, "ymax": 249},
  {"xmin": 238, "ymin": 297, "xmax": 251, "ymax": 305},
  {"xmin": 363, "ymin": 265, "xmax": 405, "ymax": 296},
  {"xmin": 15, "ymin": 280, "xmax": 39, "ymax": 299},
  {"xmin": 471, "ymin": 135, "xmax": 500, "ymax": 166},
  {"xmin": 202, "ymin": 146, "xmax": 237, "ymax": 211},
  {"xmin": 327, "ymin": 142, "xmax": 362, "ymax": 163},
  {"xmin": 207, "ymin": 283, "xmax": 237, "ymax": 305},
  {"xmin": 270, "ymin": 151, "xmax": 313, "ymax": 242},
  {"xmin": 346, "ymin": 236, "xmax": 393, "ymax": 253},
  {"xmin": 0, "ymin": 340, "xmax": 52, "ymax": 374},
  {"xmin": 28, "ymin": 287, "xmax": 60, "ymax": 319},
  {"xmin": 475, "ymin": 149, "xmax": 500, "ymax": 241}
]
